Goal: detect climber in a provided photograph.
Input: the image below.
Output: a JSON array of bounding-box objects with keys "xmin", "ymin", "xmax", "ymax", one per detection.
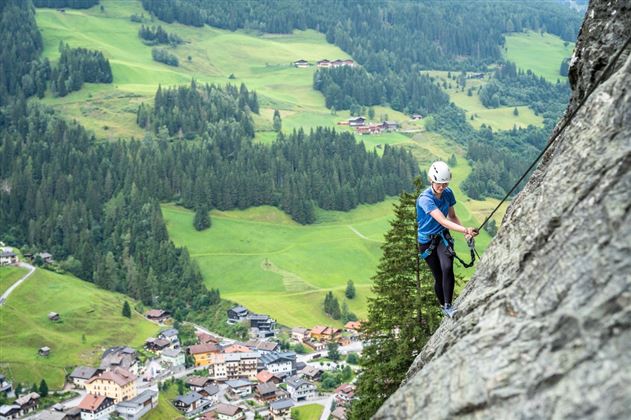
[{"xmin": 417, "ymin": 161, "xmax": 478, "ymax": 318}]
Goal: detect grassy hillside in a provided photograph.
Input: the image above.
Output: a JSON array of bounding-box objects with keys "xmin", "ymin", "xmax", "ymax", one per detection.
[
  {"xmin": 424, "ymin": 70, "xmax": 544, "ymax": 131},
  {"xmin": 504, "ymin": 31, "xmax": 575, "ymax": 82},
  {"xmin": 0, "ymin": 269, "xmax": 158, "ymax": 389},
  {"xmin": 0, "ymin": 266, "xmax": 27, "ymax": 295}
]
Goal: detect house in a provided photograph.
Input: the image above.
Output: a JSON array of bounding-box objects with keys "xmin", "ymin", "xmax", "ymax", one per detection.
[
  {"xmin": 331, "ymin": 59, "xmax": 345, "ymax": 67},
  {"xmin": 188, "ymin": 343, "xmax": 221, "ymax": 367},
  {"xmin": 285, "ymin": 376, "xmax": 317, "ymax": 402},
  {"xmin": 36, "ymin": 252, "xmax": 53, "ymax": 264},
  {"xmin": 269, "ymin": 399, "xmax": 294, "ymax": 419},
  {"xmin": 330, "ymin": 406, "xmax": 347, "ymax": 420},
  {"xmin": 198, "ymin": 384, "xmax": 220, "ymax": 403},
  {"xmin": 227, "ymin": 306, "xmax": 249, "ymax": 323},
  {"xmin": 316, "ymin": 59, "xmax": 331, "ymax": 68},
  {"xmin": 69, "ymin": 367, "xmax": 102, "ymax": 388},
  {"xmin": 115, "ymin": 389, "xmax": 158, "ymax": 420},
  {"xmin": 84, "ymin": 367, "xmax": 137, "ymax": 403},
  {"xmin": 39, "ymin": 346, "xmax": 51, "ymax": 357},
  {"xmin": 244, "ymin": 340, "xmax": 279, "ymax": 353},
  {"xmin": 293, "ymin": 59, "xmax": 309, "ymax": 68},
  {"xmin": 348, "ymin": 116, "xmax": 366, "ymax": 127},
  {"xmin": 290, "ymin": 327, "xmax": 309, "ymax": 343},
  {"xmin": 225, "ymin": 379, "xmax": 252, "ymax": 399},
  {"xmin": 343, "ymin": 59, "xmax": 355, "ymax": 67},
  {"xmin": 0, "ymin": 250, "xmax": 18, "ymax": 265},
  {"xmin": 247, "ymin": 314, "xmax": 275, "ymax": 332},
  {"xmin": 334, "ymin": 383, "xmax": 355, "ymax": 406},
  {"xmin": 256, "ymin": 370, "xmax": 281, "ymax": 385},
  {"xmin": 381, "ymin": 121, "xmax": 399, "ymax": 131},
  {"xmin": 77, "ymin": 394, "xmax": 115, "ymax": 420},
  {"xmin": 309, "ymin": 326, "xmax": 341, "ymax": 342},
  {"xmin": 254, "ymin": 382, "xmax": 278, "ymax": 403},
  {"xmin": 217, "ymin": 352, "xmax": 259, "ymax": 381},
  {"xmin": 356, "ymin": 124, "xmax": 383, "ymax": 135},
  {"xmin": 410, "ymin": 114, "xmax": 424, "ymax": 120},
  {"xmin": 196, "ymin": 331, "xmax": 220, "ymax": 344},
  {"xmin": 259, "ymin": 352, "xmax": 295, "ymax": 376},
  {"xmin": 160, "ymin": 348, "xmax": 185, "ymax": 368},
  {"xmin": 213, "ymin": 403, "xmax": 244, "ymax": 420},
  {"xmin": 157, "ymin": 329, "xmax": 179, "ymax": 346},
  {"xmin": 302, "ymin": 340, "xmax": 326, "ymax": 352},
  {"xmin": 100, "ymin": 347, "xmax": 139, "ymax": 374},
  {"xmin": 185, "ymin": 376, "xmax": 213, "ymax": 391},
  {"xmin": 15, "ymin": 393, "xmax": 40, "ymax": 416},
  {"xmin": 0, "ymin": 404, "xmax": 21, "ymax": 419},
  {"xmin": 172, "ymin": 391, "xmax": 210, "ymax": 415},
  {"xmin": 300, "ymin": 365, "xmax": 322, "ymax": 381},
  {"xmin": 223, "ymin": 343, "xmax": 251, "ymax": 353},
  {"xmin": 344, "ymin": 321, "xmax": 361, "ymax": 333},
  {"xmin": 145, "ymin": 309, "xmax": 170, "ymax": 323},
  {"xmin": 0, "ymin": 374, "xmax": 13, "ymax": 396},
  {"xmin": 48, "ymin": 312, "xmax": 60, "ymax": 321},
  {"xmin": 144, "ymin": 338, "xmax": 171, "ymax": 353}
]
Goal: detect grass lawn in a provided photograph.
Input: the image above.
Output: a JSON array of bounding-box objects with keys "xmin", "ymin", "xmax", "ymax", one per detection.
[
  {"xmin": 0, "ymin": 269, "xmax": 159, "ymax": 389},
  {"xmin": 424, "ymin": 70, "xmax": 543, "ymax": 131},
  {"xmin": 0, "ymin": 266, "xmax": 27, "ymax": 295},
  {"xmin": 143, "ymin": 386, "xmax": 184, "ymax": 420},
  {"xmin": 504, "ymin": 31, "xmax": 575, "ymax": 83},
  {"xmin": 291, "ymin": 403, "xmax": 324, "ymax": 420}
]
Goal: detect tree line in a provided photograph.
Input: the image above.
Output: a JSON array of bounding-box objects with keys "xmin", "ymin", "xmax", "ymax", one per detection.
[
  {"xmin": 33, "ymin": 0, "xmax": 99, "ymax": 8},
  {"xmin": 151, "ymin": 47, "xmax": 179, "ymax": 67},
  {"xmin": 138, "ymin": 24, "xmax": 183, "ymax": 46},
  {"xmin": 137, "ymin": 81, "xmax": 258, "ymax": 138},
  {"xmin": 50, "ymin": 42, "xmax": 113, "ymax": 97}
]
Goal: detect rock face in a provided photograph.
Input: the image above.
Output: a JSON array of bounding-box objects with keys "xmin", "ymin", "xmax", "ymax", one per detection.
[{"xmin": 374, "ymin": 2, "xmax": 631, "ymax": 419}]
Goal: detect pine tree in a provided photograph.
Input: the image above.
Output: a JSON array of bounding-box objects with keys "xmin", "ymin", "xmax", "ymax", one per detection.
[
  {"xmin": 273, "ymin": 109, "xmax": 282, "ymax": 132},
  {"xmin": 345, "ymin": 279, "xmax": 356, "ymax": 299},
  {"xmin": 349, "ymin": 181, "xmax": 441, "ymax": 419},
  {"xmin": 122, "ymin": 301, "xmax": 132, "ymax": 318},
  {"xmin": 38, "ymin": 379, "xmax": 48, "ymax": 397},
  {"xmin": 193, "ymin": 205, "xmax": 211, "ymax": 231}
]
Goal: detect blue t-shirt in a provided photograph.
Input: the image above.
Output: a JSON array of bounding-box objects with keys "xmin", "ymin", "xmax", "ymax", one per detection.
[{"xmin": 416, "ymin": 187, "xmax": 456, "ymax": 244}]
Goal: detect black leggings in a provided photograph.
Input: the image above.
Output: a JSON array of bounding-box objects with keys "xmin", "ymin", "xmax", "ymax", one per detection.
[{"xmin": 419, "ymin": 239, "xmax": 455, "ymax": 306}]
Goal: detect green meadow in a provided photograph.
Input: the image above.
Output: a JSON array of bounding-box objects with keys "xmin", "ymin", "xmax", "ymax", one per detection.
[
  {"xmin": 424, "ymin": 71, "xmax": 544, "ymax": 131},
  {"xmin": 0, "ymin": 266, "xmax": 27, "ymax": 296},
  {"xmin": 291, "ymin": 404, "xmax": 324, "ymax": 420},
  {"xmin": 0, "ymin": 269, "xmax": 158, "ymax": 389},
  {"xmin": 504, "ymin": 31, "xmax": 575, "ymax": 83}
]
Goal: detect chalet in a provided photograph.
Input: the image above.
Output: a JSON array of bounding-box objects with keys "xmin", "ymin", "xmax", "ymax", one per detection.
[
  {"xmin": 0, "ymin": 251, "xmax": 18, "ymax": 266},
  {"xmin": 173, "ymin": 391, "xmax": 210, "ymax": 415},
  {"xmin": 300, "ymin": 365, "xmax": 322, "ymax": 381},
  {"xmin": 39, "ymin": 346, "xmax": 51, "ymax": 357},
  {"xmin": 344, "ymin": 321, "xmax": 361, "ymax": 333},
  {"xmin": 224, "ymin": 343, "xmax": 251, "ymax": 353},
  {"xmin": 291, "ymin": 327, "xmax": 309, "ymax": 343},
  {"xmin": 69, "ymin": 366, "xmax": 102, "ymax": 388},
  {"xmin": 259, "ymin": 352, "xmax": 295, "ymax": 376},
  {"xmin": 334, "ymin": 383, "xmax": 356, "ymax": 406},
  {"xmin": 381, "ymin": 121, "xmax": 399, "ymax": 131},
  {"xmin": 0, "ymin": 374, "xmax": 12, "ymax": 396},
  {"xmin": 316, "ymin": 59, "xmax": 331, "ymax": 68},
  {"xmin": 247, "ymin": 314, "xmax": 275, "ymax": 333},
  {"xmin": 348, "ymin": 116, "xmax": 366, "ymax": 127},
  {"xmin": 85, "ymin": 367, "xmax": 137, "ymax": 403},
  {"xmin": 285, "ymin": 376, "xmax": 317, "ymax": 401},
  {"xmin": 36, "ymin": 252, "xmax": 53, "ymax": 264},
  {"xmin": 115, "ymin": 389, "xmax": 158, "ymax": 420},
  {"xmin": 269, "ymin": 399, "xmax": 294, "ymax": 419},
  {"xmin": 254, "ymin": 382, "xmax": 278, "ymax": 403},
  {"xmin": 303, "ymin": 340, "xmax": 326, "ymax": 352},
  {"xmin": 100, "ymin": 346, "xmax": 139, "ymax": 374},
  {"xmin": 256, "ymin": 370, "xmax": 281, "ymax": 385},
  {"xmin": 225, "ymin": 379, "xmax": 252, "ymax": 399},
  {"xmin": 198, "ymin": 384, "xmax": 220, "ymax": 403},
  {"xmin": 309, "ymin": 326, "xmax": 341, "ymax": 342},
  {"xmin": 188, "ymin": 343, "xmax": 221, "ymax": 367},
  {"xmin": 411, "ymin": 114, "xmax": 424, "ymax": 120},
  {"xmin": 356, "ymin": 124, "xmax": 383, "ymax": 135},
  {"xmin": 331, "ymin": 59, "xmax": 345, "ymax": 67},
  {"xmin": 144, "ymin": 338, "xmax": 171, "ymax": 353},
  {"xmin": 213, "ymin": 403, "xmax": 244, "ymax": 420},
  {"xmin": 14, "ymin": 392, "xmax": 40, "ymax": 416},
  {"xmin": 160, "ymin": 347, "xmax": 185, "ymax": 368},
  {"xmin": 48, "ymin": 312, "xmax": 60, "ymax": 321},
  {"xmin": 77, "ymin": 394, "xmax": 115, "ymax": 420},
  {"xmin": 244, "ymin": 340, "xmax": 279, "ymax": 353},
  {"xmin": 157, "ymin": 329, "xmax": 179, "ymax": 346},
  {"xmin": 145, "ymin": 309, "xmax": 170, "ymax": 323},
  {"xmin": 196, "ymin": 331, "xmax": 220, "ymax": 344},
  {"xmin": 343, "ymin": 59, "xmax": 355, "ymax": 67},
  {"xmin": 293, "ymin": 59, "xmax": 309, "ymax": 68},
  {"xmin": 185, "ymin": 376, "xmax": 214, "ymax": 391},
  {"xmin": 331, "ymin": 406, "xmax": 347, "ymax": 420},
  {"xmin": 227, "ymin": 306, "xmax": 249, "ymax": 323}
]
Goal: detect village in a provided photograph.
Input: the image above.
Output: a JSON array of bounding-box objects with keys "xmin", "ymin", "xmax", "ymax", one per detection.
[{"xmin": 0, "ymin": 249, "xmax": 363, "ymax": 420}]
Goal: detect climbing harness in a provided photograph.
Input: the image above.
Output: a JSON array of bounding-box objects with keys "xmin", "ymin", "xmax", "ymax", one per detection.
[
  {"xmin": 477, "ymin": 34, "xmax": 631, "ymax": 232},
  {"xmin": 420, "ymin": 229, "xmax": 478, "ymax": 268}
]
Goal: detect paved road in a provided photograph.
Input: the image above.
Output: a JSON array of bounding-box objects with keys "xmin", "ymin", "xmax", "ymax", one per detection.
[{"xmin": 0, "ymin": 262, "xmax": 35, "ymax": 306}]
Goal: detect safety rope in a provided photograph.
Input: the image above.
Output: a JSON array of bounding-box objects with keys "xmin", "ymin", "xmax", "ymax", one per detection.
[{"xmin": 477, "ymin": 35, "xmax": 631, "ymax": 232}]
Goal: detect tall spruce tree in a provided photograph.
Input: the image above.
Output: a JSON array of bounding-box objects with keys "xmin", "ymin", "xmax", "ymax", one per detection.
[
  {"xmin": 122, "ymin": 301, "xmax": 132, "ymax": 318},
  {"xmin": 349, "ymin": 181, "xmax": 442, "ymax": 419}
]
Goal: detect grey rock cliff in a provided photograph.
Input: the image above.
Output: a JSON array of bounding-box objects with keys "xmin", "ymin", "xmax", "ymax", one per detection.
[{"xmin": 374, "ymin": 1, "xmax": 631, "ymax": 419}]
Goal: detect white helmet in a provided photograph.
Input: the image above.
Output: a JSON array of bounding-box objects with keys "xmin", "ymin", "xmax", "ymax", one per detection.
[{"xmin": 428, "ymin": 161, "xmax": 451, "ymax": 183}]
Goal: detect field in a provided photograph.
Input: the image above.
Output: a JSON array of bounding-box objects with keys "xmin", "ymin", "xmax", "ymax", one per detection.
[
  {"xmin": 0, "ymin": 269, "xmax": 158, "ymax": 389},
  {"xmin": 0, "ymin": 266, "xmax": 27, "ymax": 295},
  {"xmin": 424, "ymin": 71, "xmax": 544, "ymax": 131},
  {"xmin": 291, "ymin": 404, "xmax": 324, "ymax": 420},
  {"xmin": 504, "ymin": 31, "xmax": 575, "ymax": 83},
  {"xmin": 144, "ymin": 385, "xmax": 184, "ymax": 420}
]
